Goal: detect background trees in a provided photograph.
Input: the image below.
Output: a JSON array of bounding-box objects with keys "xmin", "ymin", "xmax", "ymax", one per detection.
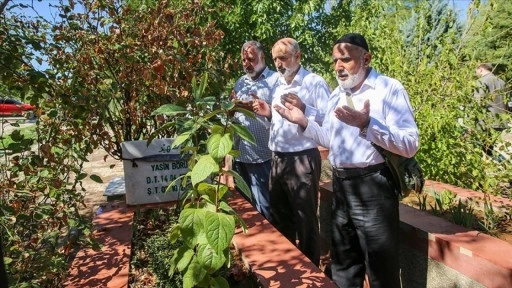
[{"xmin": 464, "ymin": 0, "xmax": 512, "ymax": 79}]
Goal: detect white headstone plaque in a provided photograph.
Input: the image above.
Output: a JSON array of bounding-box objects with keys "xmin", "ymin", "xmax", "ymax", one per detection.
[{"xmin": 121, "ymin": 138, "xmax": 189, "ymax": 205}]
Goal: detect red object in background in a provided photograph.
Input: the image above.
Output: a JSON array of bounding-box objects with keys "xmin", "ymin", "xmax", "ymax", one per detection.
[{"xmin": 0, "ymin": 98, "xmax": 36, "ymax": 117}]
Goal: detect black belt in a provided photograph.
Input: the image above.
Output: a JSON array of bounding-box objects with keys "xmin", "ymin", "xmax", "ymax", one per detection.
[
  {"xmin": 273, "ymin": 148, "xmax": 318, "ymax": 158},
  {"xmin": 332, "ymin": 163, "xmax": 386, "ymax": 179}
]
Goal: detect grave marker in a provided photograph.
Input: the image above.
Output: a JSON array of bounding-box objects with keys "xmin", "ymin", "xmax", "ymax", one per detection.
[{"xmin": 121, "ymin": 138, "xmax": 189, "ymax": 205}]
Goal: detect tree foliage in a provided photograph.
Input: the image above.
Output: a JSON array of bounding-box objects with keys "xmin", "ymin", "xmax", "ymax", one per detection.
[
  {"xmin": 463, "ymin": 0, "xmax": 512, "ymax": 79},
  {"xmin": 401, "ymin": 0, "xmax": 462, "ymax": 61},
  {"xmin": 45, "ymin": 0, "xmax": 235, "ymax": 159}
]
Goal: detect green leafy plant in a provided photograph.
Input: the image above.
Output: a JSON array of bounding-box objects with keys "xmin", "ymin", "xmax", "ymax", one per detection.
[
  {"xmin": 478, "ymin": 195, "xmax": 501, "ymax": 236},
  {"xmin": 417, "ymin": 193, "xmax": 429, "ymax": 211},
  {"xmin": 429, "ymin": 190, "xmax": 455, "ymax": 216},
  {"xmin": 450, "ymin": 199, "xmax": 475, "ymax": 228},
  {"xmin": 149, "ymin": 73, "xmax": 254, "ymax": 288}
]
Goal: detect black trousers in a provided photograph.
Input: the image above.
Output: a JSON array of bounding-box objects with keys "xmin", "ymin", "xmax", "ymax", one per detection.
[
  {"xmin": 269, "ymin": 148, "xmax": 321, "ymax": 266},
  {"xmin": 330, "ymin": 167, "xmax": 401, "ymax": 288}
]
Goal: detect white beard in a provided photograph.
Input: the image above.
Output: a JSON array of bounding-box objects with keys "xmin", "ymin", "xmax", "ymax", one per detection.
[
  {"xmin": 246, "ymin": 62, "xmax": 265, "ymax": 79},
  {"xmin": 279, "ymin": 66, "xmax": 296, "ymax": 79},
  {"xmin": 336, "ymin": 64, "xmax": 366, "ymax": 90}
]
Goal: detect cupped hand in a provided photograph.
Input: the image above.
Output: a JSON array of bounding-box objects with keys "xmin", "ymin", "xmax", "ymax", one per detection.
[
  {"xmin": 334, "ymin": 99, "xmax": 370, "ymax": 129},
  {"xmin": 274, "ymin": 102, "xmax": 309, "ymax": 129},
  {"xmin": 281, "ymin": 93, "xmax": 305, "ymax": 112}
]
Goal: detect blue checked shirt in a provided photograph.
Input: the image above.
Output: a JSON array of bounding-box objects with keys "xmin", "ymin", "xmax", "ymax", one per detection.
[{"xmin": 233, "ymin": 67, "xmax": 279, "ymax": 163}]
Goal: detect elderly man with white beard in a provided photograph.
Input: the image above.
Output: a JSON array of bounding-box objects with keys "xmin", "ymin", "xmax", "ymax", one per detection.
[
  {"xmin": 230, "ymin": 40, "xmax": 279, "ymax": 221},
  {"xmin": 271, "ymin": 33, "xmax": 419, "ymax": 288},
  {"xmin": 252, "ymin": 37, "xmax": 330, "ymax": 267}
]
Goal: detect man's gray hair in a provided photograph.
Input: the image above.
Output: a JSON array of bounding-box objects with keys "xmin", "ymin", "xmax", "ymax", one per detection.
[
  {"xmin": 273, "ymin": 38, "xmax": 300, "ymax": 54},
  {"xmin": 241, "ymin": 40, "xmax": 264, "ymax": 54}
]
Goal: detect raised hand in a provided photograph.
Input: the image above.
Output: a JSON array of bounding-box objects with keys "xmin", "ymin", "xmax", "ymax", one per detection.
[
  {"xmin": 281, "ymin": 92, "xmax": 305, "ymax": 112},
  {"xmin": 252, "ymin": 94, "xmax": 271, "ymax": 118},
  {"xmin": 235, "ymin": 99, "xmax": 255, "ymax": 112},
  {"xmin": 274, "ymin": 102, "xmax": 309, "ymax": 129},
  {"xmin": 334, "ymin": 99, "xmax": 370, "ymax": 129}
]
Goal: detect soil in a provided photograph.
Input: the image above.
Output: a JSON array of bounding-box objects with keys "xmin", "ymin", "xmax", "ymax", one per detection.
[
  {"xmin": 80, "ymin": 148, "xmax": 125, "ymax": 218},
  {"xmin": 128, "ymin": 207, "xmax": 258, "ymax": 287}
]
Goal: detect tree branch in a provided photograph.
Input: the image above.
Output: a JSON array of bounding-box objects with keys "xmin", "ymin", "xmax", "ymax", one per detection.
[{"xmin": 0, "ymin": 0, "xmax": 10, "ymax": 15}]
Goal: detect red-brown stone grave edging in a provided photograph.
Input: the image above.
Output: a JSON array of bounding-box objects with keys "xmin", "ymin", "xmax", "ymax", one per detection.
[{"xmin": 64, "ymin": 195, "xmax": 336, "ymax": 288}]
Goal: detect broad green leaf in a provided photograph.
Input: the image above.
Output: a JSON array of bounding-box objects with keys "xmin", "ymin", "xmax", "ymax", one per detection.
[
  {"xmin": 169, "ymin": 245, "xmax": 190, "ymax": 277},
  {"xmin": 221, "ymin": 101, "xmax": 236, "ymax": 111},
  {"xmin": 210, "ymin": 276, "xmax": 230, "ymax": 288},
  {"xmin": 207, "ymin": 133, "xmax": 232, "ymax": 160},
  {"xmin": 226, "ymin": 169, "xmax": 251, "ymax": 201},
  {"xmin": 151, "ymin": 104, "xmax": 188, "ymax": 116},
  {"xmin": 196, "ymin": 242, "xmax": 226, "ymax": 272},
  {"xmin": 166, "ymin": 174, "xmax": 187, "ymax": 193},
  {"xmin": 39, "ymin": 169, "xmax": 50, "ymax": 178},
  {"xmin": 211, "ymin": 124, "xmax": 225, "ymax": 135},
  {"xmin": 232, "ymin": 105, "xmax": 257, "ymax": 117},
  {"xmin": 198, "ymin": 196, "xmax": 217, "ymax": 211},
  {"xmin": 9, "ymin": 130, "xmax": 23, "ymax": 142},
  {"xmin": 148, "ymin": 122, "xmax": 176, "ymax": 144},
  {"xmin": 197, "ymin": 182, "xmax": 217, "ymax": 201},
  {"xmin": 176, "ymin": 248, "xmax": 195, "ymax": 272},
  {"xmin": 48, "ymin": 109, "xmax": 59, "ymax": 118},
  {"xmin": 172, "ymin": 131, "xmax": 192, "ymax": 148},
  {"xmin": 179, "ymin": 208, "xmax": 207, "ymax": 247},
  {"xmin": 183, "ymin": 257, "xmax": 207, "ymax": 288},
  {"xmin": 98, "ymin": 78, "xmax": 113, "ymax": 90},
  {"xmin": 191, "ymin": 155, "xmax": 219, "ymax": 186},
  {"xmin": 227, "ymin": 149, "xmax": 240, "ymax": 158},
  {"xmin": 76, "ymin": 173, "xmax": 88, "ymax": 181},
  {"xmin": 203, "ymin": 108, "xmax": 224, "ymax": 121},
  {"xmin": 169, "ymin": 224, "xmax": 181, "ymax": 243},
  {"xmin": 204, "ymin": 211, "xmax": 235, "ymax": 255},
  {"xmin": 219, "ymin": 201, "xmax": 248, "ymax": 233},
  {"xmin": 231, "ymin": 123, "xmax": 255, "ymax": 145},
  {"xmin": 217, "ymin": 184, "xmax": 229, "ymax": 200}
]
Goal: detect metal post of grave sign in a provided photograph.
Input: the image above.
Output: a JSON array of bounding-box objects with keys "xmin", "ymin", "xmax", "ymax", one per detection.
[{"xmin": 121, "ymin": 138, "xmax": 189, "ymax": 205}]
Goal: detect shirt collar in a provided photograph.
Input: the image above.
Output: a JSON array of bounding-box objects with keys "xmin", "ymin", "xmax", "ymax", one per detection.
[{"xmin": 245, "ymin": 66, "xmax": 271, "ymax": 82}]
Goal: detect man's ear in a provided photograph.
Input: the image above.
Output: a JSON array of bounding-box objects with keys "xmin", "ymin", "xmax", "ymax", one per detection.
[{"xmin": 363, "ymin": 52, "xmax": 371, "ymax": 67}]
